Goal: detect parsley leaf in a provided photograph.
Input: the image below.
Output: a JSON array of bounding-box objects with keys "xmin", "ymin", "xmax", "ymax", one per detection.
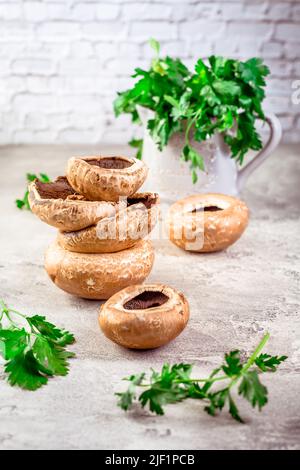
[
  {"xmin": 16, "ymin": 173, "xmax": 51, "ymax": 211},
  {"xmin": 114, "ymin": 39, "xmax": 270, "ymax": 183},
  {"xmin": 0, "ymin": 300, "xmax": 75, "ymax": 391},
  {"xmin": 116, "ymin": 333, "xmax": 287, "ymax": 423}
]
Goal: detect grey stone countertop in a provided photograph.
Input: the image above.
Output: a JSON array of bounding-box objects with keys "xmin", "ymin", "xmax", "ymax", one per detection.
[{"xmin": 0, "ymin": 144, "xmax": 299, "ymax": 450}]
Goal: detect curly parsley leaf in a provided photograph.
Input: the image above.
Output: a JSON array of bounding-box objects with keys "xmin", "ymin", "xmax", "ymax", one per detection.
[
  {"xmin": 116, "ymin": 333, "xmax": 287, "ymax": 423},
  {"xmin": 129, "ymin": 138, "xmax": 143, "ymax": 160},
  {"xmin": 0, "ymin": 300, "xmax": 75, "ymax": 391},
  {"xmin": 114, "ymin": 39, "xmax": 270, "ymax": 182},
  {"xmin": 254, "ymin": 353, "xmax": 288, "ymax": 372},
  {"xmin": 15, "ymin": 173, "xmax": 51, "ymax": 210}
]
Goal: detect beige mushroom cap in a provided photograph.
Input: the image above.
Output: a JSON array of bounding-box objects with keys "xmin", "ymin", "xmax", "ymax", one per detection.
[
  {"xmin": 99, "ymin": 283, "xmax": 190, "ymax": 349},
  {"xmin": 167, "ymin": 193, "xmax": 249, "ymax": 252},
  {"xmin": 57, "ymin": 192, "xmax": 159, "ymax": 253},
  {"xmin": 66, "ymin": 155, "xmax": 148, "ymax": 202},
  {"xmin": 45, "ymin": 239, "xmax": 154, "ymax": 300},
  {"xmin": 28, "ymin": 176, "xmax": 125, "ymax": 232}
]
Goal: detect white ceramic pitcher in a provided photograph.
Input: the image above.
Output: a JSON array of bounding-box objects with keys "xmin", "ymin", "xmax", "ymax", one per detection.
[{"xmin": 137, "ymin": 106, "xmax": 282, "ymax": 201}]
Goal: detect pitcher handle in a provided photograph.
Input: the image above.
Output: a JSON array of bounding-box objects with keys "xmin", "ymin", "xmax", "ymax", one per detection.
[{"xmin": 237, "ymin": 113, "xmax": 282, "ymax": 192}]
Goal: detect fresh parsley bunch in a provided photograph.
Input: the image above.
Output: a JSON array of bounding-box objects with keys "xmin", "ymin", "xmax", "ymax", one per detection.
[
  {"xmin": 16, "ymin": 172, "xmax": 50, "ymax": 210},
  {"xmin": 116, "ymin": 333, "xmax": 287, "ymax": 423},
  {"xmin": 114, "ymin": 38, "xmax": 270, "ymax": 183},
  {"xmin": 0, "ymin": 300, "xmax": 75, "ymax": 390}
]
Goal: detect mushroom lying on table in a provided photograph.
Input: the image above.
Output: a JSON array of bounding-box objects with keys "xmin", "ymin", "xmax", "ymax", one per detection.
[
  {"xmin": 57, "ymin": 192, "xmax": 159, "ymax": 253},
  {"xmin": 45, "ymin": 239, "xmax": 154, "ymax": 300},
  {"xmin": 66, "ymin": 155, "xmax": 148, "ymax": 202},
  {"xmin": 28, "ymin": 176, "xmax": 125, "ymax": 232},
  {"xmin": 167, "ymin": 193, "xmax": 249, "ymax": 252},
  {"xmin": 99, "ymin": 283, "xmax": 189, "ymax": 349}
]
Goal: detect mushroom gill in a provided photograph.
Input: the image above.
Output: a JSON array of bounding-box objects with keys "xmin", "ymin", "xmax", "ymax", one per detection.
[
  {"xmin": 123, "ymin": 290, "xmax": 169, "ymax": 310},
  {"xmin": 87, "ymin": 157, "xmax": 133, "ymax": 170}
]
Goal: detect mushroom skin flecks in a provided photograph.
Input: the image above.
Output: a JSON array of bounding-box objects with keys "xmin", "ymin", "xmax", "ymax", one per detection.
[
  {"xmin": 167, "ymin": 193, "xmax": 249, "ymax": 252},
  {"xmin": 66, "ymin": 155, "xmax": 148, "ymax": 202},
  {"xmin": 99, "ymin": 284, "xmax": 189, "ymax": 349},
  {"xmin": 28, "ymin": 176, "xmax": 125, "ymax": 232},
  {"xmin": 45, "ymin": 239, "xmax": 154, "ymax": 300},
  {"xmin": 57, "ymin": 192, "xmax": 159, "ymax": 253}
]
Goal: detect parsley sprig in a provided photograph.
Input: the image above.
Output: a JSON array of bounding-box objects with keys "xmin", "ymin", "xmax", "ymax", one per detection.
[
  {"xmin": 16, "ymin": 173, "xmax": 50, "ymax": 210},
  {"xmin": 0, "ymin": 300, "xmax": 75, "ymax": 390},
  {"xmin": 114, "ymin": 38, "xmax": 270, "ymax": 183},
  {"xmin": 116, "ymin": 333, "xmax": 287, "ymax": 422}
]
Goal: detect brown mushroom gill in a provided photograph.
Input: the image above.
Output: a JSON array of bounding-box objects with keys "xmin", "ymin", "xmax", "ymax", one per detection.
[
  {"xmin": 36, "ymin": 177, "xmax": 79, "ymax": 200},
  {"xmin": 123, "ymin": 291, "xmax": 169, "ymax": 310},
  {"xmin": 127, "ymin": 194, "xmax": 157, "ymax": 210},
  {"xmin": 87, "ymin": 158, "xmax": 133, "ymax": 170},
  {"xmin": 191, "ymin": 205, "xmax": 223, "ymax": 213}
]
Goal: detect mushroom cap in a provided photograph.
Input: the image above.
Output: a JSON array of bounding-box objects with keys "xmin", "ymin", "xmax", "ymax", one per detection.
[
  {"xmin": 99, "ymin": 283, "xmax": 189, "ymax": 349},
  {"xmin": 28, "ymin": 176, "xmax": 125, "ymax": 232},
  {"xmin": 66, "ymin": 155, "xmax": 148, "ymax": 202},
  {"xmin": 167, "ymin": 193, "xmax": 249, "ymax": 252},
  {"xmin": 45, "ymin": 239, "xmax": 155, "ymax": 300},
  {"xmin": 57, "ymin": 192, "xmax": 159, "ymax": 253}
]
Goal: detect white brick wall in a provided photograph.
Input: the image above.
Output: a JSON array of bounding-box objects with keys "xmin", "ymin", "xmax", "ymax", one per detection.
[{"xmin": 0, "ymin": 0, "xmax": 299, "ymax": 144}]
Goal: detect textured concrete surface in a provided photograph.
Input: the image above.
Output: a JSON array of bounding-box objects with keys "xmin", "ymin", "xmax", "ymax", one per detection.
[{"xmin": 0, "ymin": 144, "xmax": 299, "ymax": 450}]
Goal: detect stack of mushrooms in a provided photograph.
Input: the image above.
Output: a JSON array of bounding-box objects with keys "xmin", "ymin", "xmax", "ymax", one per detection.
[{"xmin": 28, "ymin": 156, "xmax": 159, "ymax": 300}]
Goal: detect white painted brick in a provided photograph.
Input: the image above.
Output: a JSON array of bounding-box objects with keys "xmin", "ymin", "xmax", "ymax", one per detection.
[
  {"xmin": 279, "ymin": 114, "xmax": 294, "ymax": 131},
  {"xmin": 0, "ymin": 0, "xmax": 299, "ymax": 144},
  {"xmin": 57, "ymin": 129, "xmax": 102, "ymax": 144},
  {"xmin": 268, "ymin": 2, "xmax": 292, "ymax": 21},
  {"xmin": 82, "ymin": 21, "xmax": 127, "ymax": 39},
  {"xmin": 26, "ymin": 76, "xmax": 53, "ymax": 94},
  {"xmin": 37, "ymin": 22, "xmax": 80, "ymax": 38},
  {"xmin": 194, "ymin": 3, "xmax": 219, "ymax": 19},
  {"xmin": 122, "ymin": 3, "xmax": 171, "ymax": 21},
  {"xmin": 276, "ymin": 23, "xmax": 300, "ymax": 42},
  {"xmin": 58, "ymin": 59, "xmax": 103, "ymax": 76},
  {"xmin": 72, "ymin": 3, "xmax": 96, "ymax": 22},
  {"xmin": 94, "ymin": 42, "xmax": 119, "ymax": 59},
  {"xmin": 69, "ymin": 41, "xmax": 94, "ymax": 58},
  {"xmin": 12, "ymin": 59, "xmax": 56, "ymax": 76},
  {"xmin": 189, "ymin": 40, "xmax": 214, "ymax": 58},
  {"xmin": 46, "ymin": 3, "xmax": 69, "ymax": 20},
  {"xmin": 214, "ymin": 38, "xmax": 238, "ymax": 56},
  {"xmin": 119, "ymin": 42, "xmax": 141, "ymax": 58},
  {"xmin": 236, "ymin": 38, "xmax": 262, "ymax": 58},
  {"xmin": 13, "ymin": 94, "xmax": 61, "ymax": 115},
  {"xmin": 96, "ymin": 3, "xmax": 120, "ymax": 20},
  {"xmin": 155, "ymin": 40, "xmax": 189, "ymax": 59},
  {"xmin": 219, "ymin": 2, "xmax": 243, "ymax": 19},
  {"xmin": 261, "ymin": 41, "xmax": 284, "ymax": 59},
  {"xmin": 13, "ymin": 130, "xmax": 58, "ymax": 144},
  {"xmin": 293, "ymin": 4, "xmax": 300, "ymax": 20},
  {"xmin": 25, "ymin": 112, "xmax": 48, "ymax": 130},
  {"xmin": 106, "ymin": 58, "xmax": 148, "ymax": 75},
  {"xmin": 0, "ymin": 3, "xmax": 22, "ymax": 20},
  {"xmin": 243, "ymin": 2, "xmax": 268, "ymax": 20},
  {"xmin": 284, "ymin": 42, "xmax": 300, "ymax": 60},
  {"xmin": 265, "ymin": 59, "xmax": 294, "ymax": 78},
  {"xmin": 226, "ymin": 22, "xmax": 273, "ymax": 39},
  {"xmin": 130, "ymin": 21, "xmax": 177, "ymax": 40},
  {"xmin": 267, "ymin": 78, "xmax": 293, "ymax": 96},
  {"xmin": 24, "ymin": 2, "xmax": 47, "ymax": 22},
  {"xmin": 0, "ymin": 60, "xmax": 12, "ymax": 76},
  {"xmin": 179, "ymin": 21, "xmax": 225, "ymax": 39}
]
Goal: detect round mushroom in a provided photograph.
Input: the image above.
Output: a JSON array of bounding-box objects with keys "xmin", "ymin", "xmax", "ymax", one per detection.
[
  {"xmin": 28, "ymin": 176, "xmax": 125, "ymax": 232},
  {"xmin": 99, "ymin": 283, "xmax": 189, "ymax": 349},
  {"xmin": 57, "ymin": 192, "xmax": 159, "ymax": 253},
  {"xmin": 66, "ymin": 155, "xmax": 148, "ymax": 202},
  {"xmin": 45, "ymin": 239, "xmax": 154, "ymax": 300},
  {"xmin": 167, "ymin": 193, "xmax": 249, "ymax": 252}
]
